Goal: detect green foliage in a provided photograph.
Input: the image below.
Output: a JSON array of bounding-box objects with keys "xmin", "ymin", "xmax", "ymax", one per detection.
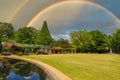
[
  {"xmin": 0, "ymin": 21, "xmax": 119, "ymax": 54},
  {"xmin": 0, "ymin": 22, "xmax": 14, "ymax": 40},
  {"xmin": 111, "ymin": 29, "xmax": 120, "ymax": 53},
  {"xmin": 70, "ymin": 30, "xmax": 109, "ymax": 53},
  {"xmin": 70, "ymin": 30, "xmax": 93, "ymax": 52},
  {"xmin": 0, "ymin": 22, "xmax": 14, "ymax": 52},
  {"xmin": 36, "ymin": 50, "xmax": 48, "ymax": 55},
  {"xmin": 51, "ymin": 38, "xmax": 71, "ymax": 48},
  {"xmin": 17, "ymin": 52, "xmax": 24, "ymax": 56},
  {"xmin": 15, "ymin": 27, "xmax": 37, "ymax": 44},
  {"xmin": 36, "ymin": 21, "xmax": 53, "ymax": 45},
  {"xmin": 89, "ymin": 30, "xmax": 109, "ymax": 53}
]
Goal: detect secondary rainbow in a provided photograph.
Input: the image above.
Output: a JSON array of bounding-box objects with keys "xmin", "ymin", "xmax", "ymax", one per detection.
[{"xmin": 8, "ymin": 0, "xmax": 29, "ymax": 23}]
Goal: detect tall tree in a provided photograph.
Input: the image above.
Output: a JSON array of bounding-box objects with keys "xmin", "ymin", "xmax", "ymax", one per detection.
[
  {"xmin": 36, "ymin": 21, "xmax": 53, "ymax": 45},
  {"xmin": 111, "ymin": 29, "xmax": 120, "ymax": 54},
  {"xmin": 15, "ymin": 27, "xmax": 37, "ymax": 44},
  {"xmin": 0, "ymin": 22, "xmax": 14, "ymax": 52},
  {"xmin": 70, "ymin": 30, "xmax": 93, "ymax": 53},
  {"xmin": 89, "ymin": 30, "xmax": 109, "ymax": 53},
  {"xmin": 0, "ymin": 22, "xmax": 14, "ymax": 38}
]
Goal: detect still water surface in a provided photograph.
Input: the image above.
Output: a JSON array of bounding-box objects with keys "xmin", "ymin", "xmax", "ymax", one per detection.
[{"xmin": 0, "ymin": 58, "xmax": 51, "ymax": 80}]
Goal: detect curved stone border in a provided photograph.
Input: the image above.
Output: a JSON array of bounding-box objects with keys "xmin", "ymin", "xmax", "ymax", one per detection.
[{"xmin": 2, "ymin": 56, "xmax": 72, "ymax": 80}]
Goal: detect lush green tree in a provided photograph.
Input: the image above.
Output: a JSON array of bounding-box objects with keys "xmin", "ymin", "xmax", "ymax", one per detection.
[
  {"xmin": 51, "ymin": 38, "xmax": 71, "ymax": 48},
  {"xmin": 15, "ymin": 27, "xmax": 37, "ymax": 44},
  {"xmin": 0, "ymin": 22, "xmax": 14, "ymax": 52},
  {"xmin": 0, "ymin": 22, "xmax": 14, "ymax": 39},
  {"xmin": 70, "ymin": 30, "xmax": 93, "ymax": 53},
  {"xmin": 89, "ymin": 30, "xmax": 109, "ymax": 53},
  {"xmin": 111, "ymin": 29, "xmax": 120, "ymax": 54},
  {"xmin": 36, "ymin": 21, "xmax": 53, "ymax": 45}
]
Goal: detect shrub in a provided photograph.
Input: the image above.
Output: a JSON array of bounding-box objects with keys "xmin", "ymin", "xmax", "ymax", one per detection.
[
  {"xmin": 17, "ymin": 52, "xmax": 23, "ymax": 56},
  {"xmin": 36, "ymin": 50, "xmax": 48, "ymax": 55}
]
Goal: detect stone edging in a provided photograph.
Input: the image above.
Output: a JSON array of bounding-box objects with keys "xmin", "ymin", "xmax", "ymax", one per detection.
[{"xmin": 2, "ymin": 56, "xmax": 72, "ymax": 80}]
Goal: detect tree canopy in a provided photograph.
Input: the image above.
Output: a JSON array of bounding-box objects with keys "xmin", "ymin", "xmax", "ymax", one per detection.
[
  {"xmin": 51, "ymin": 38, "xmax": 71, "ymax": 48},
  {"xmin": 111, "ymin": 29, "xmax": 120, "ymax": 54},
  {"xmin": 89, "ymin": 30, "xmax": 109, "ymax": 53},
  {"xmin": 70, "ymin": 30, "xmax": 110, "ymax": 53},
  {"xmin": 0, "ymin": 22, "xmax": 14, "ymax": 52},
  {"xmin": 0, "ymin": 22, "xmax": 14, "ymax": 41},
  {"xmin": 14, "ymin": 27, "xmax": 37, "ymax": 44},
  {"xmin": 0, "ymin": 21, "xmax": 120, "ymax": 54},
  {"xmin": 36, "ymin": 21, "xmax": 53, "ymax": 45},
  {"xmin": 70, "ymin": 30, "xmax": 93, "ymax": 53}
]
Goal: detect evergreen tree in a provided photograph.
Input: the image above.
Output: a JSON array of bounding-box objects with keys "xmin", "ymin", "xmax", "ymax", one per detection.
[{"xmin": 36, "ymin": 21, "xmax": 53, "ymax": 45}]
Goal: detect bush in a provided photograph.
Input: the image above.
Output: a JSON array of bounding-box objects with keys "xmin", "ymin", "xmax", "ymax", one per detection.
[
  {"xmin": 17, "ymin": 52, "xmax": 23, "ymax": 56},
  {"xmin": 36, "ymin": 50, "xmax": 48, "ymax": 55}
]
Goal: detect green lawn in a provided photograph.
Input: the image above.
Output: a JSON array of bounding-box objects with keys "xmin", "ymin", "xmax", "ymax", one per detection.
[{"xmin": 22, "ymin": 54, "xmax": 120, "ymax": 80}]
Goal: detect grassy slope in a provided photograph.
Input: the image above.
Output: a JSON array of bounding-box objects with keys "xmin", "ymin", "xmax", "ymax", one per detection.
[{"xmin": 23, "ymin": 54, "xmax": 120, "ymax": 80}]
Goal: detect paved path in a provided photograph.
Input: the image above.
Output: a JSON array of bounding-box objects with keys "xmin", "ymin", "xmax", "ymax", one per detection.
[{"xmin": 2, "ymin": 56, "xmax": 72, "ymax": 80}]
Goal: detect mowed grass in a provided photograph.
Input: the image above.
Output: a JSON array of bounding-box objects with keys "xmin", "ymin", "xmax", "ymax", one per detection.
[{"xmin": 22, "ymin": 54, "xmax": 120, "ymax": 80}]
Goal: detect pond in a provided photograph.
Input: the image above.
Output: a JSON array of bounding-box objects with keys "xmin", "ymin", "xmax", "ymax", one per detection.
[{"xmin": 0, "ymin": 58, "xmax": 52, "ymax": 80}]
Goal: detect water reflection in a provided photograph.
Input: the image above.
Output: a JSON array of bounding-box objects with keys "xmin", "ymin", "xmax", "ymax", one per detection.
[{"xmin": 0, "ymin": 58, "xmax": 51, "ymax": 80}]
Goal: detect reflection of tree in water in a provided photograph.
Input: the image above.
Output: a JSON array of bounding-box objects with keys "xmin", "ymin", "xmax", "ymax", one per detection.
[
  {"xmin": 0, "ymin": 58, "xmax": 47, "ymax": 80},
  {"xmin": 12, "ymin": 61, "xmax": 47, "ymax": 80},
  {"xmin": 0, "ymin": 58, "xmax": 11, "ymax": 80},
  {"xmin": 13, "ymin": 61, "xmax": 35, "ymax": 76}
]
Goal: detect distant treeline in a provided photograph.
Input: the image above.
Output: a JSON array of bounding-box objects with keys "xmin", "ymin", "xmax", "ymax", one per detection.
[{"xmin": 0, "ymin": 21, "xmax": 120, "ymax": 54}]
